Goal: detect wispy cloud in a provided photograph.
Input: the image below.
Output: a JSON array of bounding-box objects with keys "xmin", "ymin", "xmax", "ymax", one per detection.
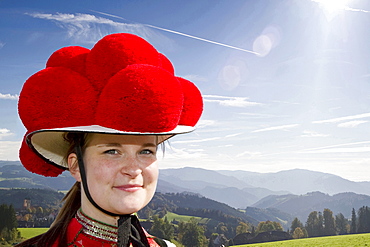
[
  {"xmin": 172, "ymin": 137, "xmax": 222, "ymax": 144},
  {"xmin": 225, "ymin": 133, "xmax": 243, "ymax": 138},
  {"xmin": 300, "ymin": 141, "xmax": 370, "ymax": 154},
  {"xmin": 301, "ymin": 130, "xmax": 329, "ymax": 138},
  {"xmin": 236, "ymin": 151, "xmax": 262, "ymax": 158},
  {"xmin": 26, "ymin": 12, "xmax": 152, "ymax": 44},
  {"xmin": 0, "ymin": 93, "xmax": 19, "ymax": 100},
  {"xmin": 252, "ymin": 124, "xmax": 299, "ymax": 133},
  {"xmin": 204, "ymin": 95, "xmax": 262, "ymax": 107},
  {"xmin": 163, "ymin": 146, "xmax": 206, "ymax": 160},
  {"xmin": 91, "ymin": 10, "xmax": 259, "ymax": 55},
  {"xmin": 0, "ymin": 42, "xmax": 4, "ymax": 49},
  {"xmin": 313, "ymin": 113, "xmax": 370, "ymax": 124},
  {"xmin": 183, "ymin": 74, "xmax": 208, "ymax": 82},
  {"xmin": 196, "ymin": 120, "xmax": 216, "ymax": 129},
  {"xmin": 303, "ymin": 147, "xmax": 370, "ymax": 154},
  {"xmin": 338, "ymin": 120, "xmax": 368, "ymax": 128}
]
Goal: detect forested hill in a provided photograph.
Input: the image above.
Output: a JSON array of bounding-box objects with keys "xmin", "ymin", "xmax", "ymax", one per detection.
[
  {"xmin": 0, "ymin": 162, "xmax": 75, "ymax": 190},
  {"xmin": 144, "ymin": 192, "xmax": 259, "ymax": 225},
  {"xmin": 0, "ymin": 188, "xmax": 64, "ymax": 209}
]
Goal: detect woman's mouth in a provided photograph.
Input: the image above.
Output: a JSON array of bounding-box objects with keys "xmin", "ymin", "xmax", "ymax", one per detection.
[{"xmin": 114, "ymin": 184, "xmax": 143, "ymax": 192}]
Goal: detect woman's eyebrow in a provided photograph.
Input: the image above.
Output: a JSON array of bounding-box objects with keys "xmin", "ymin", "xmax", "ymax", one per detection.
[
  {"xmin": 142, "ymin": 143, "xmax": 157, "ymax": 148},
  {"xmin": 95, "ymin": 142, "xmax": 157, "ymax": 148},
  {"xmin": 96, "ymin": 143, "xmax": 122, "ymax": 148}
]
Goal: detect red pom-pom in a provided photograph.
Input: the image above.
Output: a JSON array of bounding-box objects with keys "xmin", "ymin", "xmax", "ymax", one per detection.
[
  {"xmin": 19, "ymin": 136, "xmax": 64, "ymax": 177},
  {"xmin": 158, "ymin": 53, "xmax": 174, "ymax": 75},
  {"xmin": 46, "ymin": 46, "xmax": 90, "ymax": 76},
  {"xmin": 95, "ymin": 64, "xmax": 183, "ymax": 132},
  {"xmin": 18, "ymin": 67, "xmax": 98, "ymax": 132},
  {"xmin": 86, "ymin": 33, "xmax": 160, "ymax": 91},
  {"xmin": 177, "ymin": 77, "xmax": 203, "ymax": 126}
]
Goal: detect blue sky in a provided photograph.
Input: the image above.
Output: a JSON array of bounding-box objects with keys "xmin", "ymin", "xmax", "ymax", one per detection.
[{"xmin": 1, "ymin": 0, "xmax": 370, "ymax": 181}]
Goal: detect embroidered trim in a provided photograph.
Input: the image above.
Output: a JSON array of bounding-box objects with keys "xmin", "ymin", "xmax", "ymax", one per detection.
[{"xmin": 76, "ymin": 209, "xmax": 118, "ymax": 242}]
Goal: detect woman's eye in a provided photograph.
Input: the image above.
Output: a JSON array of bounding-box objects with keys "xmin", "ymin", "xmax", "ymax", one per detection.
[
  {"xmin": 140, "ymin": 149, "xmax": 154, "ymax": 155},
  {"xmin": 104, "ymin": 149, "xmax": 119, "ymax": 155}
]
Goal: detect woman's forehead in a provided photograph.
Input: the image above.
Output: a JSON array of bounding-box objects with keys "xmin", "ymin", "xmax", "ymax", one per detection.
[{"xmin": 87, "ymin": 133, "xmax": 158, "ymax": 146}]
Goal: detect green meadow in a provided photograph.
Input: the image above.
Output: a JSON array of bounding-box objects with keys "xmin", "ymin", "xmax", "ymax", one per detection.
[
  {"xmin": 232, "ymin": 233, "xmax": 370, "ymax": 247},
  {"xmin": 17, "ymin": 227, "xmax": 370, "ymax": 246},
  {"xmin": 18, "ymin": 228, "xmax": 48, "ymax": 239},
  {"xmin": 164, "ymin": 212, "xmax": 210, "ymax": 224}
]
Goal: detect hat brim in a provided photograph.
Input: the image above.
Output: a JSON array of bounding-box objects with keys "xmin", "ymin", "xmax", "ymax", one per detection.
[{"xmin": 27, "ymin": 124, "xmax": 195, "ymax": 169}]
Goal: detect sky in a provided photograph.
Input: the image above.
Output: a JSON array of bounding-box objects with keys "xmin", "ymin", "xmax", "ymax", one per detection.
[{"xmin": 1, "ymin": 0, "xmax": 370, "ymax": 181}]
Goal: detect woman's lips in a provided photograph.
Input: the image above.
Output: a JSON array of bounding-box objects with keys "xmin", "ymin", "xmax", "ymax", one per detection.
[{"xmin": 114, "ymin": 184, "xmax": 143, "ymax": 192}]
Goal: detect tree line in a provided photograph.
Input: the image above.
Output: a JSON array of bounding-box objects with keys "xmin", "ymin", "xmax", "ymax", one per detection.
[
  {"xmin": 0, "ymin": 204, "xmax": 20, "ymax": 243},
  {"xmin": 149, "ymin": 205, "xmax": 370, "ymax": 246},
  {"xmin": 290, "ymin": 206, "xmax": 370, "ymax": 239}
]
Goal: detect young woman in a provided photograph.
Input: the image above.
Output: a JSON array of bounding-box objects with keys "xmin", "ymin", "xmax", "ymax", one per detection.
[{"xmin": 15, "ymin": 33, "xmax": 203, "ymax": 247}]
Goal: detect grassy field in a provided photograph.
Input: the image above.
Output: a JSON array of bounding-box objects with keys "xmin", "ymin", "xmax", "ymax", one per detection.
[
  {"xmin": 232, "ymin": 233, "xmax": 370, "ymax": 246},
  {"xmin": 18, "ymin": 228, "xmax": 48, "ymax": 239},
  {"xmin": 164, "ymin": 212, "xmax": 210, "ymax": 224}
]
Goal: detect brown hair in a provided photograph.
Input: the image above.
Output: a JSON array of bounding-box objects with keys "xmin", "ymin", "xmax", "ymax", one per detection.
[{"xmin": 15, "ymin": 133, "xmax": 87, "ymax": 247}]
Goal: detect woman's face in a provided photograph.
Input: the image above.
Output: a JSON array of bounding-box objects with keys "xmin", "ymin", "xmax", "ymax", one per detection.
[{"xmin": 69, "ymin": 133, "xmax": 159, "ymax": 217}]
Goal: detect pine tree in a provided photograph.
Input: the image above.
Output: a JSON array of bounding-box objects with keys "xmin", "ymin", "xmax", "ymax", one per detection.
[
  {"xmin": 357, "ymin": 206, "xmax": 370, "ymax": 233},
  {"xmin": 350, "ymin": 208, "xmax": 357, "ymax": 234},
  {"xmin": 323, "ymin": 208, "xmax": 336, "ymax": 236},
  {"xmin": 317, "ymin": 211, "xmax": 324, "ymax": 236},
  {"xmin": 178, "ymin": 218, "xmax": 207, "ymax": 247},
  {"xmin": 150, "ymin": 215, "xmax": 174, "ymax": 240},
  {"xmin": 306, "ymin": 211, "xmax": 319, "ymax": 237},
  {"xmin": 290, "ymin": 217, "xmax": 304, "ymax": 234},
  {"xmin": 335, "ymin": 213, "xmax": 348, "ymax": 235},
  {"xmin": 0, "ymin": 204, "xmax": 18, "ymax": 241}
]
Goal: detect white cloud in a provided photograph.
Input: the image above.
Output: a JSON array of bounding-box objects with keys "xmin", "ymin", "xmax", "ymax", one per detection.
[
  {"xmin": 0, "ymin": 141, "xmax": 21, "ymax": 160},
  {"xmin": 0, "ymin": 129, "xmax": 13, "ymax": 140},
  {"xmin": 252, "ymin": 124, "xmax": 299, "ymax": 133},
  {"xmin": 338, "ymin": 120, "xmax": 367, "ymax": 128},
  {"xmin": 204, "ymin": 95, "xmax": 262, "ymax": 107},
  {"xmin": 0, "ymin": 42, "xmax": 4, "ymax": 49},
  {"xmin": 313, "ymin": 113, "xmax": 370, "ymax": 124},
  {"xmin": 0, "ymin": 93, "xmax": 19, "ymax": 100}
]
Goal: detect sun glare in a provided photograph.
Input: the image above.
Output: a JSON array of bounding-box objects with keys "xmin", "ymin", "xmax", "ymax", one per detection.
[
  {"xmin": 313, "ymin": 0, "xmax": 352, "ymax": 20},
  {"xmin": 314, "ymin": 0, "xmax": 352, "ymax": 13}
]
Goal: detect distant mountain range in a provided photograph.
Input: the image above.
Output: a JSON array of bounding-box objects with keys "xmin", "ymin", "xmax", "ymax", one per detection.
[
  {"xmin": 158, "ymin": 167, "xmax": 370, "ymax": 208},
  {"xmin": 1, "ymin": 161, "xmax": 370, "ymax": 226}
]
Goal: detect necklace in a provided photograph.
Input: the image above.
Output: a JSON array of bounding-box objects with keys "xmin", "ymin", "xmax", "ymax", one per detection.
[{"xmin": 76, "ymin": 209, "xmax": 118, "ymax": 242}]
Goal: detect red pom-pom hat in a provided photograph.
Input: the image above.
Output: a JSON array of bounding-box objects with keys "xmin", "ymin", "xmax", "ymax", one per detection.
[{"xmin": 18, "ymin": 33, "xmax": 203, "ymax": 177}]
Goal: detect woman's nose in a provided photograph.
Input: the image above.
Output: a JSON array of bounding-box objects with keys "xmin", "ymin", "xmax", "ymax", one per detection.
[{"xmin": 120, "ymin": 156, "xmax": 142, "ymax": 177}]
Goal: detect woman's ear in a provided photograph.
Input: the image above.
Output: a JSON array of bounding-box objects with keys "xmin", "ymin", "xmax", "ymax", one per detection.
[{"xmin": 68, "ymin": 153, "xmax": 81, "ymax": 182}]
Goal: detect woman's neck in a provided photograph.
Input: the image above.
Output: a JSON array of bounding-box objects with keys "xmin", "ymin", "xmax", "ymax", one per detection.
[{"xmin": 81, "ymin": 201, "xmax": 119, "ymax": 226}]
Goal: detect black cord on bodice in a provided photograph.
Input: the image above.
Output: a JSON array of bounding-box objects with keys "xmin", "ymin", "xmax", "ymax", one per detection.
[{"xmin": 75, "ymin": 141, "xmax": 149, "ymax": 247}]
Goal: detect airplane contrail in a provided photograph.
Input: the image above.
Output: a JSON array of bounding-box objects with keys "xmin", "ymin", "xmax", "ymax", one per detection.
[{"xmin": 90, "ymin": 10, "xmax": 260, "ymax": 56}]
